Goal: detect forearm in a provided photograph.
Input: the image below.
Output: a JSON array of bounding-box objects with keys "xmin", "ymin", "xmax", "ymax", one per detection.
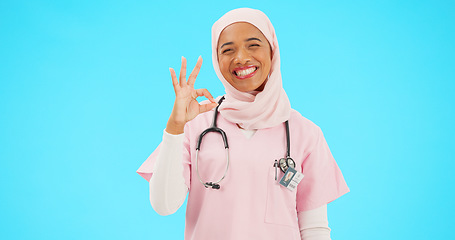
[
  {"xmin": 298, "ymin": 204, "xmax": 331, "ymax": 240},
  {"xmin": 149, "ymin": 130, "xmax": 188, "ymax": 215}
]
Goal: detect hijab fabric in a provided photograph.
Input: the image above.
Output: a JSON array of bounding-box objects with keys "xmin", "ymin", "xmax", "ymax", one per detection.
[{"xmin": 211, "ymin": 8, "xmax": 291, "ymax": 130}]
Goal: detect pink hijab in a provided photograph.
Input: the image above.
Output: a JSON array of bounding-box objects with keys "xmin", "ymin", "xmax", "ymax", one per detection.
[{"xmin": 211, "ymin": 8, "xmax": 291, "ymax": 130}]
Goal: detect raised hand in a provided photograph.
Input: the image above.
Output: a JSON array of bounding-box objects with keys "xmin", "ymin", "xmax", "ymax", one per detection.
[{"xmin": 166, "ymin": 56, "xmax": 218, "ymax": 135}]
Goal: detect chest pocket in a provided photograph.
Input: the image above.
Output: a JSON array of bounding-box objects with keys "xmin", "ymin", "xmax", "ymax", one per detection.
[{"xmin": 264, "ymin": 166, "xmax": 299, "ymax": 228}]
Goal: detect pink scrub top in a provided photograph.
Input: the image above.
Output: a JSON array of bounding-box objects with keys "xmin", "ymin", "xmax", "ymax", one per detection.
[{"xmin": 137, "ymin": 109, "xmax": 349, "ymax": 240}]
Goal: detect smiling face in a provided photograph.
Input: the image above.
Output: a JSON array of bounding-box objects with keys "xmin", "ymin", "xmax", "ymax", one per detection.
[{"xmin": 217, "ymin": 22, "xmax": 272, "ymax": 92}]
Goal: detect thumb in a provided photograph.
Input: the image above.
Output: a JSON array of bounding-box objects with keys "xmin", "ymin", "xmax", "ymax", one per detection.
[{"xmin": 199, "ymin": 102, "xmax": 218, "ymax": 114}]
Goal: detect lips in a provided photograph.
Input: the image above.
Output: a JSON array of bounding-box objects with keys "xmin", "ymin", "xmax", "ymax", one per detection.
[{"xmin": 232, "ymin": 65, "xmax": 258, "ymax": 79}]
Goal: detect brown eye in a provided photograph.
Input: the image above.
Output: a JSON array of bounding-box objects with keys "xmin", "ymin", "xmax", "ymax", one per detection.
[
  {"xmin": 222, "ymin": 48, "xmax": 232, "ymax": 54},
  {"xmin": 249, "ymin": 44, "xmax": 260, "ymax": 47}
]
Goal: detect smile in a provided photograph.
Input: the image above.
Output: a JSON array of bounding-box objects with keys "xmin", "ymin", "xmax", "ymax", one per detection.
[{"xmin": 233, "ymin": 66, "xmax": 258, "ymax": 79}]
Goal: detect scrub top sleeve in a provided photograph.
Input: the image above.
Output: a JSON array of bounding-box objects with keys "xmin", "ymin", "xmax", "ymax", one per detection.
[
  {"xmin": 136, "ymin": 144, "xmax": 161, "ymax": 182},
  {"xmin": 296, "ymin": 127, "xmax": 349, "ymax": 212},
  {"xmin": 136, "ymin": 129, "xmax": 192, "ymax": 190}
]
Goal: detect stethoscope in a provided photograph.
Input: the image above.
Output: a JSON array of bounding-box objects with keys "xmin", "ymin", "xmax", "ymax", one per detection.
[{"xmin": 195, "ymin": 96, "xmax": 295, "ymax": 190}]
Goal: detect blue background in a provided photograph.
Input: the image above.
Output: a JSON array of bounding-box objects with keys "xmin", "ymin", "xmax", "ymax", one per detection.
[{"xmin": 1, "ymin": 0, "xmax": 454, "ymax": 239}]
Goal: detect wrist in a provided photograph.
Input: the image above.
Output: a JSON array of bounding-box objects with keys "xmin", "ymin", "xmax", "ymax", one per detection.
[{"xmin": 166, "ymin": 118, "xmax": 185, "ymax": 135}]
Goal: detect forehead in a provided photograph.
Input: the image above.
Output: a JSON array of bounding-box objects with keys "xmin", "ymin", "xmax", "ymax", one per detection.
[{"xmin": 217, "ymin": 22, "xmax": 268, "ymax": 47}]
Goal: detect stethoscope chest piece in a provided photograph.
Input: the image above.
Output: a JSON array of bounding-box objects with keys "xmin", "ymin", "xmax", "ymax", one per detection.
[{"xmin": 278, "ymin": 157, "xmax": 295, "ymax": 173}]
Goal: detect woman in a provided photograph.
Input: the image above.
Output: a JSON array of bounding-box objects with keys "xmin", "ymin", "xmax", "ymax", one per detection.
[{"xmin": 137, "ymin": 8, "xmax": 349, "ymax": 240}]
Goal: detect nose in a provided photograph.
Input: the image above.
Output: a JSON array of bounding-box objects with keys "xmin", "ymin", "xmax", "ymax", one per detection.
[{"xmin": 233, "ymin": 48, "xmax": 251, "ymax": 65}]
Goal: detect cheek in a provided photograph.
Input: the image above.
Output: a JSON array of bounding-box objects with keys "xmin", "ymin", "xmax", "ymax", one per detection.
[
  {"xmin": 260, "ymin": 55, "xmax": 272, "ymax": 72},
  {"xmin": 219, "ymin": 59, "xmax": 229, "ymax": 72},
  {"xmin": 218, "ymin": 59, "xmax": 232, "ymax": 79},
  {"xmin": 257, "ymin": 50, "xmax": 271, "ymax": 65}
]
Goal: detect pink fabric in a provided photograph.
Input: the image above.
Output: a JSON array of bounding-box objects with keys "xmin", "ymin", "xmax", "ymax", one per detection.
[
  {"xmin": 137, "ymin": 8, "xmax": 349, "ymax": 239},
  {"xmin": 137, "ymin": 142, "xmax": 192, "ymax": 190},
  {"xmin": 137, "ymin": 109, "xmax": 349, "ymax": 239},
  {"xmin": 211, "ymin": 8, "xmax": 291, "ymax": 130}
]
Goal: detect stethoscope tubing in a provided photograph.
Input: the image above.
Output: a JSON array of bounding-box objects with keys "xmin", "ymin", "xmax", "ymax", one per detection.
[
  {"xmin": 195, "ymin": 148, "xmax": 230, "ymax": 187},
  {"xmin": 195, "ymin": 95, "xmax": 294, "ymax": 189},
  {"xmin": 195, "ymin": 96, "xmax": 229, "ymax": 189}
]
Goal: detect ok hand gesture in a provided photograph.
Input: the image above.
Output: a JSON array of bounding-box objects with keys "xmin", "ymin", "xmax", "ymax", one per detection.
[{"xmin": 166, "ymin": 56, "xmax": 218, "ymax": 135}]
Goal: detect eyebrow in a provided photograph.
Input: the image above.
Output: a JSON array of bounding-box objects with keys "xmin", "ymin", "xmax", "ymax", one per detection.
[
  {"xmin": 246, "ymin": 37, "xmax": 262, "ymax": 42},
  {"xmin": 220, "ymin": 38, "xmax": 262, "ymax": 49},
  {"xmin": 220, "ymin": 42, "xmax": 233, "ymax": 49}
]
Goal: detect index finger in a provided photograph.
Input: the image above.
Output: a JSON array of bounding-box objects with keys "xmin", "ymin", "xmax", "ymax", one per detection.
[
  {"xmin": 169, "ymin": 68, "xmax": 178, "ymax": 88},
  {"xmin": 179, "ymin": 56, "xmax": 187, "ymax": 87},
  {"xmin": 195, "ymin": 88, "xmax": 216, "ymax": 103},
  {"xmin": 187, "ymin": 56, "xmax": 203, "ymax": 86}
]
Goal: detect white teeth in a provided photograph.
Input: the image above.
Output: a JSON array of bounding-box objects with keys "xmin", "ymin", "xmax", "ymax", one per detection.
[{"xmin": 235, "ymin": 67, "xmax": 256, "ymax": 77}]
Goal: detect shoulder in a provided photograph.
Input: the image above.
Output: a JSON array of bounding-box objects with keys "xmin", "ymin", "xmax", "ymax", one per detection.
[
  {"xmin": 289, "ymin": 109, "xmax": 322, "ymax": 137},
  {"xmin": 288, "ymin": 109, "xmax": 324, "ymax": 152}
]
